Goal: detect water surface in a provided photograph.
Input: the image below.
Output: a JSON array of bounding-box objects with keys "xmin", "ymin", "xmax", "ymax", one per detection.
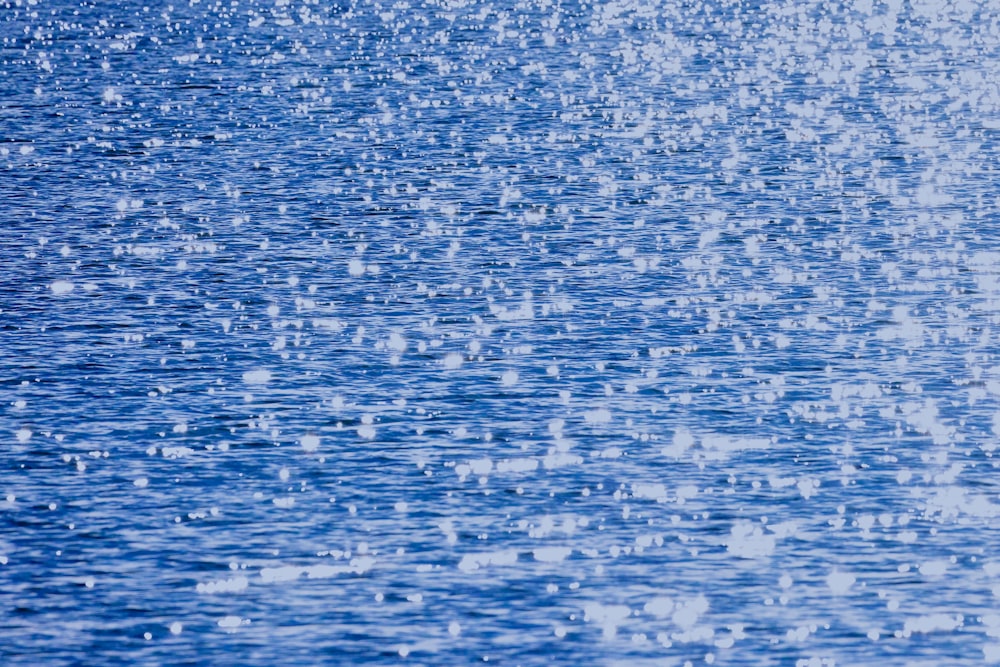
[{"xmin": 3, "ymin": 0, "xmax": 1000, "ymax": 664}]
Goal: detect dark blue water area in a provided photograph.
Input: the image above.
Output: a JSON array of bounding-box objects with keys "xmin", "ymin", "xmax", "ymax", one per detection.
[{"xmin": 3, "ymin": 0, "xmax": 1000, "ymax": 664}]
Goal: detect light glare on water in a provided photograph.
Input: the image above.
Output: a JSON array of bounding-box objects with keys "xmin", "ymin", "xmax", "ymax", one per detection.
[{"xmin": 2, "ymin": 0, "xmax": 1000, "ymax": 664}]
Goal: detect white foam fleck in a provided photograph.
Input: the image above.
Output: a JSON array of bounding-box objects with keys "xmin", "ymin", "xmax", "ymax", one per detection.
[
  {"xmin": 457, "ymin": 550, "xmax": 518, "ymax": 572},
  {"xmin": 672, "ymin": 595, "xmax": 709, "ymax": 629},
  {"xmin": 300, "ymin": 434, "xmax": 320, "ymax": 452},
  {"xmin": 662, "ymin": 428, "xmax": 695, "ymax": 457},
  {"xmin": 388, "ymin": 332, "xmax": 407, "ymax": 353},
  {"xmin": 904, "ymin": 613, "xmax": 962, "ymax": 635},
  {"xmin": 919, "ymin": 559, "xmax": 949, "ymax": 576},
  {"xmin": 217, "ymin": 615, "xmax": 249, "ymax": 631},
  {"xmin": 161, "ymin": 446, "xmax": 195, "ymax": 459},
  {"xmin": 496, "ymin": 457, "xmax": 538, "ymax": 473},
  {"xmin": 631, "ymin": 483, "xmax": 669, "ymax": 502},
  {"xmin": 242, "ymin": 369, "xmax": 272, "ymax": 384},
  {"xmin": 533, "ymin": 546, "xmax": 571, "ymax": 562},
  {"xmin": 50, "ymin": 280, "xmax": 74, "ymax": 295},
  {"xmin": 643, "ymin": 597, "xmax": 674, "ymax": 618},
  {"xmin": 306, "ymin": 557, "xmax": 374, "ymax": 578},
  {"xmin": 797, "ymin": 478, "xmax": 820, "ymax": 500},
  {"xmin": 583, "ymin": 408, "xmax": 612, "ymax": 424},
  {"xmin": 726, "ymin": 522, "xmax": 776, "ymax": 558},
  {"xmin": 196, "ymin": 575, "xmax": 249, "ymax": 594},
  {"xmin": 583, "ymin": 602, "xmax": 632, "ymax": 638},
  {"xmin": 312, "ymin": 318, "xmax": 344, "ymax": 332},
  {"xmin": 260, "ymin": 565, "xmax": 304, "ymax": 583},
  {"xmin": 542, "ymin": 452, "xmax": 583, "ymax": 469},
  {"xmin": 826, "ymin": 570, "xmax": 856, "ymax": 595}
]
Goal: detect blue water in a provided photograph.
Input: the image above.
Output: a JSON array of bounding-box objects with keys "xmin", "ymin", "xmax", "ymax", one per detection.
[{"xmin": 3, "ymin": 0, "xmax": 1000, "ymax": 663}]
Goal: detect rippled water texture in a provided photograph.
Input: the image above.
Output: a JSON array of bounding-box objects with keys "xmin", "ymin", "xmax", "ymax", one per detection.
[{"xmin": 3, "ymin": 0, "xmax": 1000, "ymax": 664}]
